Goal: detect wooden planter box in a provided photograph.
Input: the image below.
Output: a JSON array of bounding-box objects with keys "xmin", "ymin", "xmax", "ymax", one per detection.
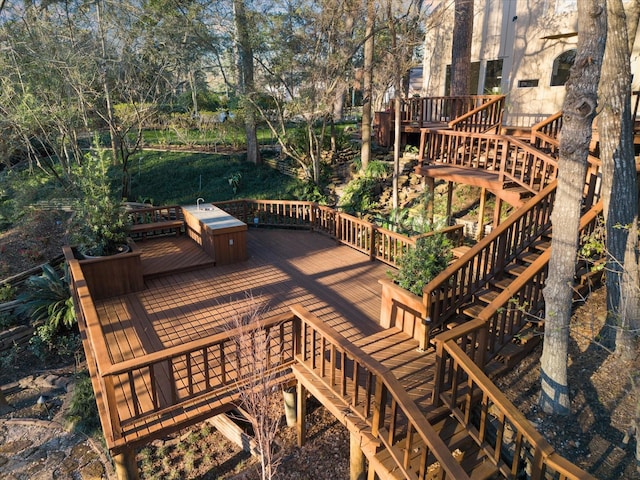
[
  {"xmin": 66, "ymin": 240, "xmax": 144, "ymax": 301},
  {"xmin": 378, "ymin": 278, "xmax": 428, "ymax": 348}
]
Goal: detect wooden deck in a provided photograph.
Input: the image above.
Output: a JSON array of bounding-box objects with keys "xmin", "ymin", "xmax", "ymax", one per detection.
[
  {"xmin": 87, "ymin": 229, "xmax": 441, "ymax": 451},
  {"xmin": 99, "ymin": 229, "xmax": 392, "ymax": 361}
]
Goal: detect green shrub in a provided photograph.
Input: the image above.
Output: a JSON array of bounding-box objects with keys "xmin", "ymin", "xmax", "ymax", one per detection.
[
  {"xmin": 65, "ymin": 372, "xmax": 101, "ymax": 436},
  {"xmin": 338, "ymin": 177, "xmax": 380, "ymax": 215},
  {"xmin": 363, "ymin": 160, "xmax": 389, "ymax": 179},
  {"xmin": 392, "ymin": 234, "xmax": 453, "ymax": 296},
  {"xmin": 292, "ymin": 180, "xmax": 327, "ymax": 203},
  {"xmin": 0, "ymin": 284, "xmax": 15, "ymax": 302},
  {"xmin": 17, "ymin": 264, "xmax": 75, "ymax": 331},
  {"xmin": 29, "ymin": 328, "xmax": 81, "ymax": 362}
]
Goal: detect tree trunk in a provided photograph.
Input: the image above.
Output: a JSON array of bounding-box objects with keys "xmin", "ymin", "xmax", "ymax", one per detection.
[
  {"xmin": 96, "ymin": 0, "xmax": 119, "ymax": 166},
  {"xmin": 388, "ymin": 4, "xmax": 401, "ymax": 210},
  {"xmin": 450, "ymin": 0, "xmax": 474, "ymax": 96},
  {"xmin": 233, "ymin": 0, "xmax": 260, "ymax": 165},
  {"xmin": 540, "ymin": 0, "xmax": 606, "ymax": 416},
  {"xmin": 360, "ymin": 0, "xmax": 375, "ymax": 171},
  {"xmin": 598, "ymin": 0, "xmax": 640, "ymax": 359}
]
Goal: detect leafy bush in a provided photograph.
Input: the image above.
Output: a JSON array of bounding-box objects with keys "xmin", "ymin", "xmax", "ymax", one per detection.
[
  {"xmin": 292, "ymin": 180, "xmax": 327, "ymax": 203},
  {"xmin": 69, "ymin": 143, "xmax": 130, "ymax": 256},
  {"xmin": 392, "ymin": 234, "xmax": 453, "ymax": 296},
  {"xmin": 17, "ymin": 264, "xmax": 75, "ymax": 331},
  {"xmin": 364, "ymin": 160, "xmax": 389, "ymax": 179},
  {"xmin": 0, "ymin": 283, "xmax": 15, "ymax": 302},
  {"xmin": 28, "ymin": 327, "xmax": 81, "ymax": 362},
  {"xmin": 338, "ymin": 177, "xmax": 380, "ymax": 215}
]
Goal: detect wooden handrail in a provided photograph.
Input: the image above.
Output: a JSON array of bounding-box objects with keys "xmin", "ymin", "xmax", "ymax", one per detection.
[
  {"xmin": 448, "ymin": 95, "xmax": 505, "ymax": 133},
  {"xmin": 435, "ymin": 340, "xmax": 594, "ymax": 480},
  {"xmin": 291, "ymin": 304, "xmax": 471, "ymax": 480},
  {"xmin": 394, "ymin": 95, "xmax": 503, "ymax": 125},
  {"xmin": 66, "ymin": 249, "xmax": 119, "ymax": 444},
  {"xmin": 127, "ymin": 205, "xmax": 184, "ymax": 223},
  {"xmin": 433, "ymin": 200, "xmax": 604, "ymax": 410},
  {"xmin": 214, "ymin": 199, "xmax": 464, "ymax": 268},
  {"xmin": 530, "ymin": 111, "xmax": 563, "ymax": 152},
  {"xmin": 421, "ymin": 181, "xmax": 557, "ymax": 340},
  {"xmin": 102, "ymin": 312, "xmax": 294, "ymax": 376},
  {"xmin": 421, "ymin": 129, "xmax": 559, "ymax": 196},
  {"xmin": 430, "ymin": 196, "xmax": 602, "ymax": 369}
]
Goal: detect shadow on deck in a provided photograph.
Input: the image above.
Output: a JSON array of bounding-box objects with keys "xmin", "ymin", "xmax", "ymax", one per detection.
[{"xmin": 82, "ymin": 230, "xmax": 434, "ymax": 455}]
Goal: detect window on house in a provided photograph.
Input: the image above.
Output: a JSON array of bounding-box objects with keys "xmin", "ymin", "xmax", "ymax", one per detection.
[
  {"xmin": 550, "ymin": 49, "xmax": 576, "ymax": 86},
  {"xmin": 518, "ymin": 79, "xmax": 539, "ymax": 88},
  {"xmin": 484, "ymin": 60, "xmax": 503, "ymax": 93},
  {"xmin": 445, "ymin": 61, "xmax": 481, "ymax": 95}
]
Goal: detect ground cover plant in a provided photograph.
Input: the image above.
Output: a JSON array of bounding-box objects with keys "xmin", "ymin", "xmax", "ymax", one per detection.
[{"xmin": 128, "ymin": 151, "xmax": 309, "ymax": 205}]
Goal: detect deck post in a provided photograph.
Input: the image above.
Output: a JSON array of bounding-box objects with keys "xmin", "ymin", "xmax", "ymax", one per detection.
[
  {"xmin": 296, "ymin": 382, "xmax": 307, "ymax": 447},
  {"xmin": 446, "ymin": 181, "xmax": 454, "ymax": 225},
  {"xmin": 349, "ymin": 432, "xmax": 367, "ymax": 480},
  {"xmin": 493, "ymin": 196, "xmax": 503, "ymax": 228},
  {"xmin": 113, "ymin": 448, "xmax": 139, "ymax": 480},
  {"xmin": 476, "ymin": 188, "xmax": 487, "ymax": 241},
  {"xmin": 425, "ymin": 177, "xmax": 435, "ymax": 226}
]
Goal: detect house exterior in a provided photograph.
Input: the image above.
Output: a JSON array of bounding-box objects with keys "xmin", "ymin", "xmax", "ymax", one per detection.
[{"xmin": 419, "ymin": 0, "xmax": 640, "ymax": 127}]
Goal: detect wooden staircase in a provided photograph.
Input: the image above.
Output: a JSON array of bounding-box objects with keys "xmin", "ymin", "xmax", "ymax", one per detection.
[{"xmin": 416, "ymin": 129, "xmax": 558, "ymax": 209}]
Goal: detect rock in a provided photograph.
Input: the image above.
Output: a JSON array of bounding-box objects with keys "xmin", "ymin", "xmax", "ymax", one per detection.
[
  {"xmin": 80, "ymin": 459, "xmax": 105, "ymax": 480},
  {"xmin": 0, "ymin": 439, "xmax": 33, "ymax": 454},
  {"xmin": 57, "ymin": 456, "xmax": 79, "ymax": 476}
]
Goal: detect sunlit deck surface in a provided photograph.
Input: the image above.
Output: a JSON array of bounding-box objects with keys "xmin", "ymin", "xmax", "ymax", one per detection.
[
  {"xmin": 96, "ymin": 229, "xmax": 415, "ymax": 365},
  {"xmin": 88, "ymin": 229, "xmax": 443, "ymax": 450}
]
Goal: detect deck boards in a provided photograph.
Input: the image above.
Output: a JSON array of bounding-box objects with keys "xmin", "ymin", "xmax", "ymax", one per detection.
[{"xmin": 93, "ymin": 229, "xmax": 439, "ymax": 449}]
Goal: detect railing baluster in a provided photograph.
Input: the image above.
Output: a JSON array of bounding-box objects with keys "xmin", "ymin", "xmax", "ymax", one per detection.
[{"xmin": 187, "ymin": 353, "xmax": 193, "ymax": 395}]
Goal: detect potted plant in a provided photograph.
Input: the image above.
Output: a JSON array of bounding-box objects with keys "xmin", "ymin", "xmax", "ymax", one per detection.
[
  {"xmin": 69, "ymin": 143, "xmax": 130, "ymax": 258},
  {"xmin": 67, "ymin": 140, "xmax": 143, "ymax": 300}
]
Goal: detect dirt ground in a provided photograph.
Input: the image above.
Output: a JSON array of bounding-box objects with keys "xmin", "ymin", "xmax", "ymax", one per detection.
[{"xmin": 1, "ymin": 210, "xmax": 639, "ymax": 479}]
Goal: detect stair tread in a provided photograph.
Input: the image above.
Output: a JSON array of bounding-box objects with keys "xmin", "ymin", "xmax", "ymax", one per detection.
[
  {"xmin": 531, "ymin": 238, "xmax": 552, "ymax": 252},
  {"xmin": 375, "ymin": 416, "xmax": 497, "ymax": 480},
  {"xmin": 520, "ymin": 251, "xmax": 541, "ymax": 264},
  {"xmin": 477, "ymin": 288, "xmax": 500, "ymax": 303},
  {"xmin": 462, "ymin": 302, "xmax": 487, "ymax": 319},
  {"xmin": 504, "ymin": 262, "xmax": 528, "ymax": 276},
  {"xmin": 491, "ymin": 276, "xmax": 514, "ymax": 290}
]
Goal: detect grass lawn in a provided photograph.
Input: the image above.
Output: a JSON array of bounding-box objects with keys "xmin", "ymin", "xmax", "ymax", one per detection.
[{"xmin": 128, "ymin": 150, "xmax": 304, "ymax": 206}]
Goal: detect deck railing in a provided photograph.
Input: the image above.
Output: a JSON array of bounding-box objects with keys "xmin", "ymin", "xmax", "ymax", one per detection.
[
  {"xmin": 291, "ymin": 304, "xmax": 472, "ymax": 480},
  {"xmin": 395, "ymin": 95, "xmax": 503, "ymax": 126},
  {"xmin": 421, "ymin": 129, "xmax": 559, "ymax": 195},
  {"xmin": 127, "ymin": 205, "xmax": 184, "ymax": 224},
  {"xmin": 448, "ymin": 95, "xmax": 505, "ymax": 133},
  {"xmin": 432, "ymin": 200, "xmax": 603, "ymax": 379},
  {"xmin": 421, "ymin": 182, "xmax": 557, "ymax": 344},
  {"xmin": 66, "ymin": 246, "xmax": 297, "ymax": 448},
  {"xmin": 531, "ymin": 91, "xmax": 640, "ymax": 154},
  {"xmin": 66, "ymin": 249, "xmax": 119, "ymax": 446},
  {"xmin": 530, "ymin": 111, "xmax": 563, "ymax": 154},
  {"xmin": 293, "ymin": 303, "xmax": 594, "ymax": 480},
  {"xmin": 214, "ymin": 199, "xmax": 465, "ymax": 268},
  {"xmin": 431, "ymin": 336, "xmax": 595, "ymax": 480}
]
